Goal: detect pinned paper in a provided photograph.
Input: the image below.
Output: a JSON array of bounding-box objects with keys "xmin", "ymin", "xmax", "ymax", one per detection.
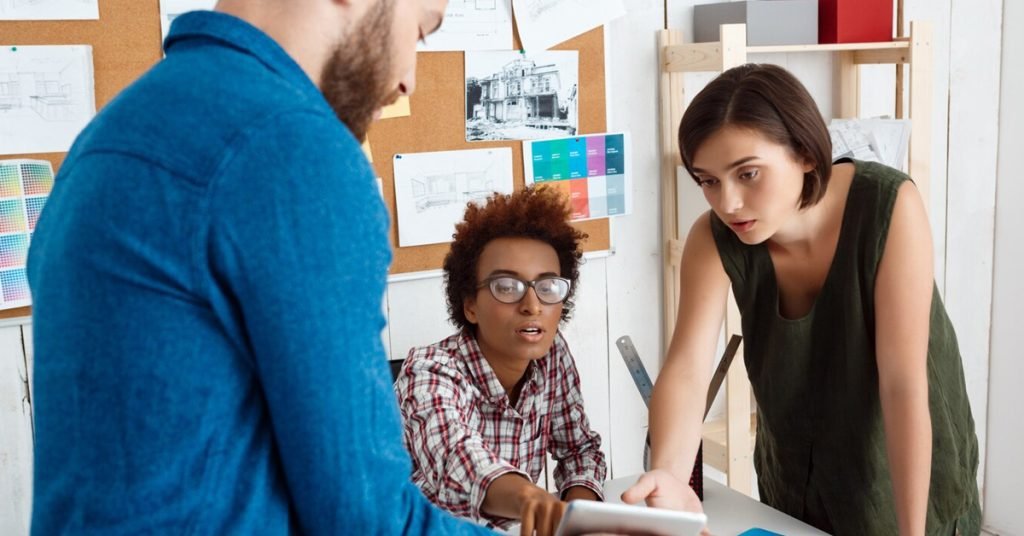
[
  {"xmin": 0, "ymin": 45, "xmax": 97, "ymax": 156},
  {"xmin": 0, "ymin": 159, "xmax": 54, "ymax": 310},
  {"xmin": 523, "ymin": 132, "xmax": 632, "ymax": 221},
  {"xmin": 362, "ymin": 140, "xmax": 373, "ymax": 163},
  {"xmin": 511, "ymin": 0, "xmax": 625, "ymax": 52},
  {"xmin": 393, "ymin": 148, "xmax": 513, "ymax": 247},
  {"xmin": 381, "ymin": 96, "xmax": 411, "ymax": 119}
]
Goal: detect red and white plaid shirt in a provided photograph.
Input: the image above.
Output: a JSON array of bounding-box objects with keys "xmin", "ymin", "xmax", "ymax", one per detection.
[{"xmin": 394, "ymin": 330, "xmax": 607, "ymax": 528}]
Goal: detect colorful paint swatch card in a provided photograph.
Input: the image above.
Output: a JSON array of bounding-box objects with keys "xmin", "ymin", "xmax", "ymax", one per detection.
[
  {"xmin": 523, "ymin": 132, "xmax": 631, "ymax": 221},
  {"xmin": 0, "ymin": 159, "xmax": 54, "ymax": 310}
]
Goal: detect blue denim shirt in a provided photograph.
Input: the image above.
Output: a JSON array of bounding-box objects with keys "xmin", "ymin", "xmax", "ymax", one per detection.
[{"xmin": 27, "ymin": 11, "xmax": 490, "ymax": 534}]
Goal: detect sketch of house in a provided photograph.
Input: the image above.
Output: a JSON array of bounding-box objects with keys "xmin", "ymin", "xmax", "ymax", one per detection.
[{"xmin": 465, "ymin": 51, "xmax": 578, "ymax": 141}]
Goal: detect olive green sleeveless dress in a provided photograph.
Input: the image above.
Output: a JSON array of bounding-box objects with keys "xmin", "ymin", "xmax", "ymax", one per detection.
[{"xmin": 709, "ymin": 160, "xmax": 980, "ymax": 535}]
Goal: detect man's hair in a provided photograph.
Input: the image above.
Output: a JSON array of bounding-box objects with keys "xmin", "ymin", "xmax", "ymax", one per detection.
[
  {"xmin": 443, "ymin": 186, "xmax": 587, "ymax": 332},
  {"xmin": 678, "ymin": 63, "xmax": 833, "ymax": 208}
]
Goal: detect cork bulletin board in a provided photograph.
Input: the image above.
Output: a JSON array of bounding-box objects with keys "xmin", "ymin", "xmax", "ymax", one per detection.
[
  {"xmin": 367, "ymin": 26, "xmax": 610, "ymax": 274},
  {"xmin": 0, "ymin": 2, "xmax": 611, "ymax": 319},
  {"xmin": 0, "ymin": 0, "xmax": 164, "ymax": 319}
]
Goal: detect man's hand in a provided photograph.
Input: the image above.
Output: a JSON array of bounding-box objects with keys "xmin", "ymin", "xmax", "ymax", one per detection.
[
  {"xmin": 621, "ymin": 469, "xmax": 703, "ymax": 513},
  {"xmin": 518, "ymin": 486, "xmax": 567, "ymax": 536}
]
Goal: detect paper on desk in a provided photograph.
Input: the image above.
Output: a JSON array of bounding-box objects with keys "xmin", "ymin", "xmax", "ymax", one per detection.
[
  {"xmin": 393, "ymin": 147, "xmax": 513, "ymax": 247},
  {"xmin": 0, "ymin": 159, "xmax": 54, "ymax": 310},
  {"xmin": 0, "ymin": 0, "xmax": 98, "ymax": 20},
  {"xmin": 0, "ymin": 45, "xmax": 96, "ymax": 156},
  {"xmin": 511, "ymin": 0, "xmax": 625, "ymax": 52},
  {"xmin": 419, "ymin": 0, "xmax": 513, "ymax": 51}
]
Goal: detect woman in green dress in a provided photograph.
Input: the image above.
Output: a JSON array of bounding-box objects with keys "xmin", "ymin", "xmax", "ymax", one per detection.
[{"xmin": 623, "ymin": 64, "xmax": 980, "ymax": 535}]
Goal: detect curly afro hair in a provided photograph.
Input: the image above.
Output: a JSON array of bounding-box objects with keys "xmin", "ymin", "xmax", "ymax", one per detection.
[{"xmin": 443, "ymin": 186, "xmax": 587, "ymax": 333}]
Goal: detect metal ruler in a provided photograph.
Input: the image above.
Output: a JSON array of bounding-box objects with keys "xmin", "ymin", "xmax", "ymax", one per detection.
[
  {"xmin": 615, "ymin": 335, "xmax": 654, "ymax": 408},
  {"xmin": 615, "ymin": 334, "xmax": 743, "ymax": 420}
]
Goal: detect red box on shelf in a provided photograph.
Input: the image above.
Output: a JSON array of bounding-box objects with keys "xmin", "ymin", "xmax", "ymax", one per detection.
[{"xmin": 818, "ymin": 0, "xmax": 893, "ymax": 43}]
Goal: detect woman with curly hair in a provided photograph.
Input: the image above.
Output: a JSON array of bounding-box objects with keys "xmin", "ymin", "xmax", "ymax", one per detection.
[{"xmin": 394, "ymin": 186, "xmax": 607, "ymax": 536}]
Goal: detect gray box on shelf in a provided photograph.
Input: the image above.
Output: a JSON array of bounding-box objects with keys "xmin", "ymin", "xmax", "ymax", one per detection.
[{"xmin": 694, "ymin": 0, "xmax": 818, "ymax": 46}]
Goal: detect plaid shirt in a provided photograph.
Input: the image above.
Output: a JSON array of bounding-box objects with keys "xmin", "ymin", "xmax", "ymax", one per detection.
[{"xmin": 395, "ymin": 331, "xmax": 607, "ymax": 528}]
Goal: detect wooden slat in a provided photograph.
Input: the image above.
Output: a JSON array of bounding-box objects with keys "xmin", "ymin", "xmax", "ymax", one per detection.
[
  {"xmin": 702, "ymin": 412, "xmax": 757, "ymax": 473},
  {"xmin": 895, "ymin": 0, "xmax": 906, "ymax": 118},
  {"xmin": 836, "ymin": 51, "xmax": 861, "ymax": 119},
  {"xmin": 662, "ymin": 42, "xmax": 723, "ymax": 73},
  {"xmin": 908, "ymin": 21, "xmax": 933, "ymax": 207},
  {"xmin": 747, "ymin": 41, "xmax": 909, "ymax": 54},
  {"xmin": 659, "ymin": 29, "xmax": 686, "ymax": 349},
  {"xmin": 719, "ymin": 24, "xmax": 747, "ymax": 70},
  {"xmin": 853, "ymin": 48, "xmax": 909, "ymax": 65}
]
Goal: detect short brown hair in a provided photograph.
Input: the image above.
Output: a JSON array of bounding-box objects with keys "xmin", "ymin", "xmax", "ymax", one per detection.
[
  {"xmin": 678, "ymin": 63, "xmax": 832, "ymax": 208},
  {"xmin": 443, "ymin": 186, "xmax": 587, "ymax": 332}
]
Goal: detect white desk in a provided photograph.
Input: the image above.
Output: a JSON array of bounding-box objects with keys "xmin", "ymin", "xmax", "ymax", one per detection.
[{"xmin": 602, "ymin": 475, "xmax": 828, "ymax": 536}]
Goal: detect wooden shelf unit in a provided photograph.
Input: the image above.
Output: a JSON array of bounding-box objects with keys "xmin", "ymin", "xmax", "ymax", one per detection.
[{"xmin": 658, "ymin": 22, "xmax": 933, "ymax": 495}]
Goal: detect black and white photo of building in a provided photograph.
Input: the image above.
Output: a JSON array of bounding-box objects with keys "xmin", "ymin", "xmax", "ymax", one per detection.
[{"xmin": 465, "ymin": 50, "xmax": 578, "ymax": 141}]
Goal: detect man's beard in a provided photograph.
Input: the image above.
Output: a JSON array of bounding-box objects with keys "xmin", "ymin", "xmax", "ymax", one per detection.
[{"xmin": 320, "ymin": 0, "xmax": 398, "ymax": 142}]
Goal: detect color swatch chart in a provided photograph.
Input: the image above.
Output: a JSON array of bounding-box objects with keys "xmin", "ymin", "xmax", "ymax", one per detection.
[
  {"xmin": 523, "ymin": 132, "xmax": 631, "ymax": 221},
  {"xmin": 0, "ymin": 159, "xmax": 53, "ymax": 310}
]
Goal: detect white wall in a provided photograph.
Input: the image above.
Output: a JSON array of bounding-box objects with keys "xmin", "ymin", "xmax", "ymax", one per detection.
[
  {"xmin": 0, "ymin": 324, "xmax": 33, "ymax": 535},
  {"xmin": 983, "ymin": 0, "xmax": 1024, "ymax": 531}
]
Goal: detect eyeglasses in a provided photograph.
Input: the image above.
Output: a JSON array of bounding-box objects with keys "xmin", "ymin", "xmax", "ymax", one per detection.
[{"xmin": 477, "ymin": 275, "xmax": 572, "ymax": 305}]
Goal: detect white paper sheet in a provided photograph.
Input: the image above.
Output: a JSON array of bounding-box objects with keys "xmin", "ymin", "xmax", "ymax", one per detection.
[
  {"xmin": 523, "ymin": 132, "xmax": 632, "ymax": 221},
  {"xmin": 159, "ymin": 0, "xmax": 216, "ymax": 43},
  {"xmin": 393, "ymin": 147, "xmax": 514, "ymax": 247},
  {"xmin": 0, "ymin": 45, "xmax": 96, "ymax": 156},
  {"xmin": 829, "ymin": 118, "xmax": 911, "ymax": 170},
  {"xmin": 0, "ymin": 0, "xmax": 98, "ymax": 20},
  {"xmin": 465, "ymin": 50, "xmax": 578, "ymax": 141},
  {"xmin": 511, "ymin": 0, "xmax": 624, "ymax": 52},
  {"xmin": 419, "ymin": 0, "xmax": 513, "ymax": 52}
]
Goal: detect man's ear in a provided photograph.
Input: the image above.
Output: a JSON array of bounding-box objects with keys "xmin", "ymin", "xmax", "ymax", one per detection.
[{"xmin": 464, "ymin": 296, "xmax": 479, "ymax": 325}]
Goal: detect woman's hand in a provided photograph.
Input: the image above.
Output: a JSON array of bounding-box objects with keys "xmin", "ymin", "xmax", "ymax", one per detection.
[{"xmin": 621, "ymin": 469, "xmax": 704, "ymax": 513}]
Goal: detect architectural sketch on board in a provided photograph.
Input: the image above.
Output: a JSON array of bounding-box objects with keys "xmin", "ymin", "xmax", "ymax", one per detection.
[
  {"xmin": 465, "ymin": 50, "xmax": 578, "ymax": 141},
  {"xmin": 0, "ymin": 46, "xmax": 96, "ymax": 156},
  {"xmin": 418, "ymin": 0, "xmax": 513, "ymax": 51},
  {"xmin": 393, "ymin": 148, "xmax": 514, "ymax": 247},
  {"xmin": 511, "ymin": 0, "xmax": 624, "ymax": 52},
  {"xmin": 0, "ymin": 0, "xmax": 99, "ymax": 20}
]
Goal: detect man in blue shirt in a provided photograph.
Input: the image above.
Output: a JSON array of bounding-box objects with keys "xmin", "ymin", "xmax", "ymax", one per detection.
[{"xmin": 27, "ymin": 0, "xmax": 491, "ymax": 533}]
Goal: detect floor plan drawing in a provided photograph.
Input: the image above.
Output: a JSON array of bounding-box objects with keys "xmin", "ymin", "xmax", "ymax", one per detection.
[
  {"xmin": 418, "ymin": 0, "xmax": 513, "ymax": 51},
  {"xmin": 0, "ymin": 46, "xmax": 96, "ymax": 155}
]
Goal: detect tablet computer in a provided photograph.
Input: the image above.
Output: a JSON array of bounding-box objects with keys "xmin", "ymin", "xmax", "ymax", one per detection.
[{"xmin": 555, "ymin": 500, "xmax": 707, "ymax": 536}]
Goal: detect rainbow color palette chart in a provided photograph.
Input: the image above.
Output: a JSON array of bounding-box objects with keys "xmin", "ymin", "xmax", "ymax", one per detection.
[
  {"xmin": 0, "ymin": 159, "xmax": 54, "ymax": 310},
  {"xmin": 523, "ymin": 132, "xmax": 632, "ymax": 221}
]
